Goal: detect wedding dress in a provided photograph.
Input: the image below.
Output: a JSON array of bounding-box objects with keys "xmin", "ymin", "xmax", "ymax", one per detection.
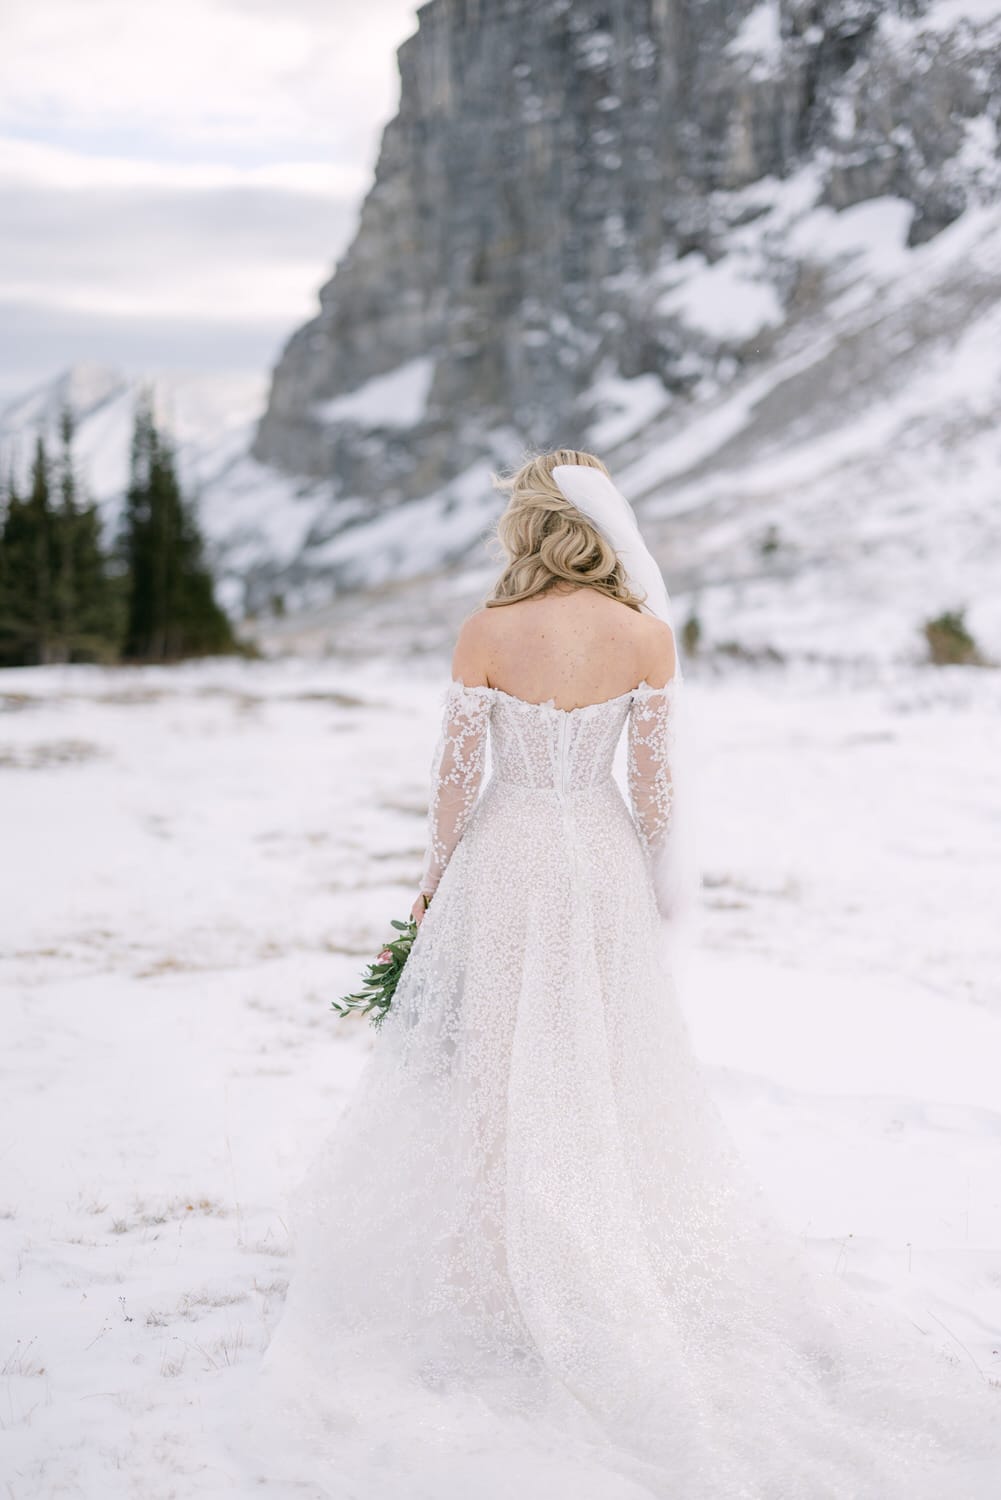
[{"xmin": 237, "ymin": 672, "xmax": 1000, "ymax": 1500}]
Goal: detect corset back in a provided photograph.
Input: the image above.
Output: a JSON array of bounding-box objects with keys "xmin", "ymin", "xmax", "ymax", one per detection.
[{"xmin": 483, "ymin": 686, "xmax": 634, "ymax": 791}]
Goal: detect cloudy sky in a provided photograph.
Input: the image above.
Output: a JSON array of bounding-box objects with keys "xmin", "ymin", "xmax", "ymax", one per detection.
[{"xmin": 0, "ymin": 0, "xmax": 420, "ymax": 402}]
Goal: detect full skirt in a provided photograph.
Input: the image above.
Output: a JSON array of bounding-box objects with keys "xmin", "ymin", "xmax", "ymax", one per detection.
[{"xmin": 238, "ymin": 774, "xmax": 1000, "ymax": 1498}]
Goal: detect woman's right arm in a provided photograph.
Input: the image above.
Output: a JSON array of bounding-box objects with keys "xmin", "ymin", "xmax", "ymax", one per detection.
[{"xmin": 626, "ymin": 621, "xmax": 679, "ymax": 908}]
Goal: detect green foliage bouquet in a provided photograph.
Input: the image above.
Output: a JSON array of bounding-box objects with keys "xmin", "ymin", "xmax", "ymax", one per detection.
[{"xmin": 332, "ymin": 916, "xmax": 418, "ymax": 1029}]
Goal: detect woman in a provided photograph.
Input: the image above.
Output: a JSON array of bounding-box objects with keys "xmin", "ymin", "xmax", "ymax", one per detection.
[{"xmin": 244, "ymin": 451, "xmax": 998, "ymax": 1499}]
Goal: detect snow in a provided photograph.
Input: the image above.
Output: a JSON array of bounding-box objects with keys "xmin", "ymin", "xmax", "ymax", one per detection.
[
  {"xmin": 305, "ymin": 458, "xmax": 499, "ymax": 590},
  {"xmin": 788, "ymin": 196, "xmax": 915, "ymax": 279},
  {"xmin": 198, "ymin": 455, "xmax": 329, "ymax": 574},
  {"xmin": 586, "ymin": 368, "xmax": 671, "ymax": 449},
  {"xmin": 919, "ymin": 0, "xmax": 1001, "ymax": 31},
  {"xmin": 0, "ymin": 364, "xmax": 269, "ymax": 536},
  {"xmin": 656, "ymin": 252, "xmax": 785, "ymax": 343},
  {"xmin": 727, "ymin": 2, "xmax": 783, "ymax": 77},
  {"xmin": 607, "ymin": 197, "xmax": 1001, "ymax": 665},
  {"xmin": 2, "ymin": 651, "xmax": 1000, "ymax": 1492},
  {"xmin": 313, "ymin": 356, "xmax": 435, "ymax": 430}
]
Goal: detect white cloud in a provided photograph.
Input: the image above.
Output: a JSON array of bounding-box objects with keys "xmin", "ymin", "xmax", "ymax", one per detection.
[
  {"xmin": 0, "ymin": 137, "xmax": 366, "ymax": 197},
  {"xmin": 0, "ymin": 168, "xmax": 357, "ymax": 320},
  {"xmin": 0, "ymin": 0, "xmax": 420, "ymax": 394},
  {"xmin": 0, "ymin": 0, "xmax": 418, "ymax": 161}
]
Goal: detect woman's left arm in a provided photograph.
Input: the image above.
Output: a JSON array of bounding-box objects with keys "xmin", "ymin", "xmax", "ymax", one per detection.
[{"xmin": 412, "ymin": 615, "xmax": 492, "ymax": 923}]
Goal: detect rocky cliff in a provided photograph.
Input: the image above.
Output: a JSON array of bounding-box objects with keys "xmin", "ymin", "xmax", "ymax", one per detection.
[{"xmin": 252, "ymin": 0, "xmax": 1001, "ymax": 512}]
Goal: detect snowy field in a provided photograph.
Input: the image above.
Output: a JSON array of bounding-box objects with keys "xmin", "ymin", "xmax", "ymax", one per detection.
[{"xmin": 2, "ymin": 652, "xmax": 1001, "ymax": 1496}]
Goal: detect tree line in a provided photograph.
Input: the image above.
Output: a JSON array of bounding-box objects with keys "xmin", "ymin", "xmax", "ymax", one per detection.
[{"xmin": 0, "ymin": 392, "xmax": 236, "ymax": 668}]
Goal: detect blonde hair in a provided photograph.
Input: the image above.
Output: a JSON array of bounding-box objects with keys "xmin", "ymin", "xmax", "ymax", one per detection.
[{"xmin": 485, "ymin": 448, "xmax": 645, "ymax": 611}]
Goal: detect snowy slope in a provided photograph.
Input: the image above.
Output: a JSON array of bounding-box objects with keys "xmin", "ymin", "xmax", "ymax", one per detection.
[
  {"xmin": 243, "ymin": 186, "xmax": 1001, "ymax": 666},
  {"xmin": 0, "ymin": 363, "xmax": 267, "ymax": 506},
  {"xmin": 3, "ymin": 177, "xmax": 999, "ymax": 661},
  {"xmin": 0, "ymin": 364, "xmax": 309, "ymax": 612}
]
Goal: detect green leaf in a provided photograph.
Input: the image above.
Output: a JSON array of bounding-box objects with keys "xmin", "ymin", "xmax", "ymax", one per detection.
[{"xmin": 332, "ymin": 912, "xmax": 418, "ymax": 1029}]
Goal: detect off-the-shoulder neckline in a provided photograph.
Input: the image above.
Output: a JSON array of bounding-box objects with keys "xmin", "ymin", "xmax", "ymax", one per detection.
[{"xmin": 448, "ymin": 678, "xmax": 673, "ymax": 715}]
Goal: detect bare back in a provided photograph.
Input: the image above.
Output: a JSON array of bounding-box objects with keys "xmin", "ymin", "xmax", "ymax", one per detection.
[{"xmin": 452, "ymin": 584, "xmax": 676, "ymax": 710}]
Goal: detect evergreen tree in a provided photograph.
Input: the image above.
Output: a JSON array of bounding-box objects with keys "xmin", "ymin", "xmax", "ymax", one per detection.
[
  {"xmin": 0, "ymin": 394, "xmax": 235, "ymax": 669},
  {"xmin": 121, "ymin": 391, "xmax": 235, "ymax": 661},
  {"xmin": 26, "ymin": 435, "xmax": 56, "ymax": 662},
  {"xmin": 0, "ymin": 437, "xmax": 57, "ymax": 665},
  {"xmin": 51, "ymin": 408, "xmax": 77, "ymax": 654},
  {"xmin": 0, "ymin": 468, "xmax": 23, "ymax": 666},
  {"xmin": 54, "ymin": 407, "xmax": 121, "ymax": 661},
  {"xmin": 0, "ymin": 416, "xmax": 121, "ymax": 666}
]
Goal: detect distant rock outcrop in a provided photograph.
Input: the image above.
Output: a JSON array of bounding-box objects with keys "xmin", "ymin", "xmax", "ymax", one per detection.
[{"xmin": 252, "ymin": 0, "xmax": 1001, "ymax": 509}]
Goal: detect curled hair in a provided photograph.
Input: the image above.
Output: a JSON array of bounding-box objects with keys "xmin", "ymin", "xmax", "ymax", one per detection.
[{"xmin": 485, "ymin": 448, "xmax": 645, "ymax": 611}]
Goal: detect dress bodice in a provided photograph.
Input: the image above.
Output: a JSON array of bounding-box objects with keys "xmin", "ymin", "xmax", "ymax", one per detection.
[
  {"xmin": 479, "ymin": 684, "xmax": 635, "ymax": 792},
  {"xmin": 418, "ymin": 677, "xmax": 678, "ymax": 907}
]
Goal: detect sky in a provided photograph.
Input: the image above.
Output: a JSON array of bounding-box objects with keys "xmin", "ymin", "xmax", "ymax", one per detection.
[{"xmin": 0, "ymin": 0, "xmax": 420, "ymax": 403}]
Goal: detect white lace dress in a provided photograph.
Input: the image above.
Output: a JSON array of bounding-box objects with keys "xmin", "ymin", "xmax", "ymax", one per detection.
[{"xmin": 242, "ymin": 678, "xmax": 1000, "ymax": 1500}]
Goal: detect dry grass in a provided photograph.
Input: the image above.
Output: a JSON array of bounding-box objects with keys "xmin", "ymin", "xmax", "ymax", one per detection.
[
  {"xmin": 106, "ymin": 1194, "xmax": 229, "ymax": 1236},
  {"xmin": 0, "ymin": 738, "xmax": 106, "ymax": 769},
  {"xmin": 74, "ymin": 1191, "xmax": 110, "ymax": 1216},
  {"xmin": 253, "ymin": 1276, "xmax": 289, "ymax": 1299},
  {"xmin": 2, "ymin": 1338, "xmax": 46, "ymax": 1378},
  {"xmin": 197, "ymin": 1325, "xmax": 251, "ymax": 1368},
  {"xmin": 177, "ymin": 1288, "xmax": 249, "ymax": 1319},
  {"xmin": 159, "ymin": 1345, "xmax": 186, "ymax": 1378}
]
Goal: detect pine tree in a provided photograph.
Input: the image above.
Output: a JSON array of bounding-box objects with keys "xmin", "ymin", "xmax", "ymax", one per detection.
[
  {"xmin": 54, "ymin": 406, "xmax": 121, "ymax": 661},
  {"xmin": 0, "ymin": 437, "xmax": 57, "ymax": 666},
  {"xmin": 27, "ymin": 435, "xmax": 56, "ymax": 662},
  {"xmin": 0, "ymin": 468, "xmax": 21, "ymax": 666},
  {"xmin": 51, "ymin": 408, "xmax": 77, "ymax": 656},
  {"xmin": 0, "ymin": 396, "xmax": 235, "ymax": 669},
  {"xmin": 121, "ymin": 391, "xmax": 235, "ymax": 662}
]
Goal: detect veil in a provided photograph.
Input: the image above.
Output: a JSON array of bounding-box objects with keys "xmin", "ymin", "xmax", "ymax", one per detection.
[{"xmin": 551, "ymin": 463, "xmax": 701, "ymax": 956}]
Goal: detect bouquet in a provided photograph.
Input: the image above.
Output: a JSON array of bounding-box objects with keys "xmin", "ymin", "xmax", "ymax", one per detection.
[{"xmin": 332, "ymin": 915, "xmax": 419, "ymax": 1029}]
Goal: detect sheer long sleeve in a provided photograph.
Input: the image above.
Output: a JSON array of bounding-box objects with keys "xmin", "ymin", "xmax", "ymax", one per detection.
[
  {"xmin": 627, "ymin": 680, "xmax": 677, "ymax": 863},
  {"xmin": 419, "ymin": 681, "xmax": 491, "ymax": 898},
  {"xmin": 627, "ymin": 675, "xmax": 699, "ymax": 924}
]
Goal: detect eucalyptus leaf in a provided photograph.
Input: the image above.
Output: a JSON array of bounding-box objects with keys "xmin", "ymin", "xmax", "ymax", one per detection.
[{"xmin": 332, "ymin": 914, "xmax": 420, "ymax": 1029}]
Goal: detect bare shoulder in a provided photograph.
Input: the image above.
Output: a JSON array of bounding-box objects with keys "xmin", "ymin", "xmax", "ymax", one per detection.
[
  {"xmin": 636, "ymin": 612, "xmax": 677, "ymax": 688},
  {"xmin": 451, "ymin": 607, "xmax": 497, "ymax": 686}
]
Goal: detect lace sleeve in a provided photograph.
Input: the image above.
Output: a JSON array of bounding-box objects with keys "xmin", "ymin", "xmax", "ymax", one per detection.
[
  {"xmin": 418, "ymin": 681, "xmax": 491, "ymax": 898},
  {"xmin": 626, "ymin": 679, "xmax": 677, "ymax": 862},
  {"xmin": 627, "ymin": 675, "xmax": 700, "ymax": 926}
]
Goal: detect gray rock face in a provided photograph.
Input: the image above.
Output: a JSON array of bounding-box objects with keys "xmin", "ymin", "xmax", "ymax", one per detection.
[{"xmin": 252, "ymin": 0, "xmax": 1000, "ymax": 506}]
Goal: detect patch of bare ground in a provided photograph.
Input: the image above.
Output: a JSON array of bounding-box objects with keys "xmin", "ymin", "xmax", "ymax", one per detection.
[{"xmin": 0, "ymin": 738, "xmax": 106, "ymax": 769}]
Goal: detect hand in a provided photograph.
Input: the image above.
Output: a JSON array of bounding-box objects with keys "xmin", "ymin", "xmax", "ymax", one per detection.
[{"xmin": 410, "ymin": 891, "xmax": 432, "ymax": 926}]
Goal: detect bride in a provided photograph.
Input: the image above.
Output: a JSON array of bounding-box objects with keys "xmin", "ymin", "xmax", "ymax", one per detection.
[{"xmin": 241, "ymin": 450, "xmax": 999, "ymax": 1499}]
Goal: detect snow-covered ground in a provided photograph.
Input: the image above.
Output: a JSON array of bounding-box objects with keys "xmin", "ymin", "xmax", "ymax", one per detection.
[{"xmin": 2, "ymin": 651, "xmax": 1000, "ymax": 1495}]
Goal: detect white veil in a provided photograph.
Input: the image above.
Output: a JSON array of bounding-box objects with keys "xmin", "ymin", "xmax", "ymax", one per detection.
[{"xmin": 551, "ymin": 463, "xmax": 701, "ymax": 949}]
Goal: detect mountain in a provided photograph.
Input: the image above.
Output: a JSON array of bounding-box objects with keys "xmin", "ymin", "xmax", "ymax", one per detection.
[
  {"xmin": 248, "ymin": 0, "xmax": 1001, "ymax": 658},
  {"xmin": 254, "ymin": 0, "xmax": 1001, "ymax": 473},
  {"xmin": 0, "ymin": 364, "xmax": 297, "ymax": 614},
  {"xmin": 3, "ymin": 1, "xmax": 1000, "ymax": 658}
]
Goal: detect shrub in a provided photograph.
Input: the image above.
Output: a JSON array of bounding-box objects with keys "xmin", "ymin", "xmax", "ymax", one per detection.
[
  {"xmin": 681, "ymin": 611, "xmax": 701, "ymax": 657},
  {"xmin": 759, "ymin": 524, "xmax": 781, "ymax": 557},
  {"xmin": 923, "ymin": 609, "xmax": 986, "ymax": 667}
]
